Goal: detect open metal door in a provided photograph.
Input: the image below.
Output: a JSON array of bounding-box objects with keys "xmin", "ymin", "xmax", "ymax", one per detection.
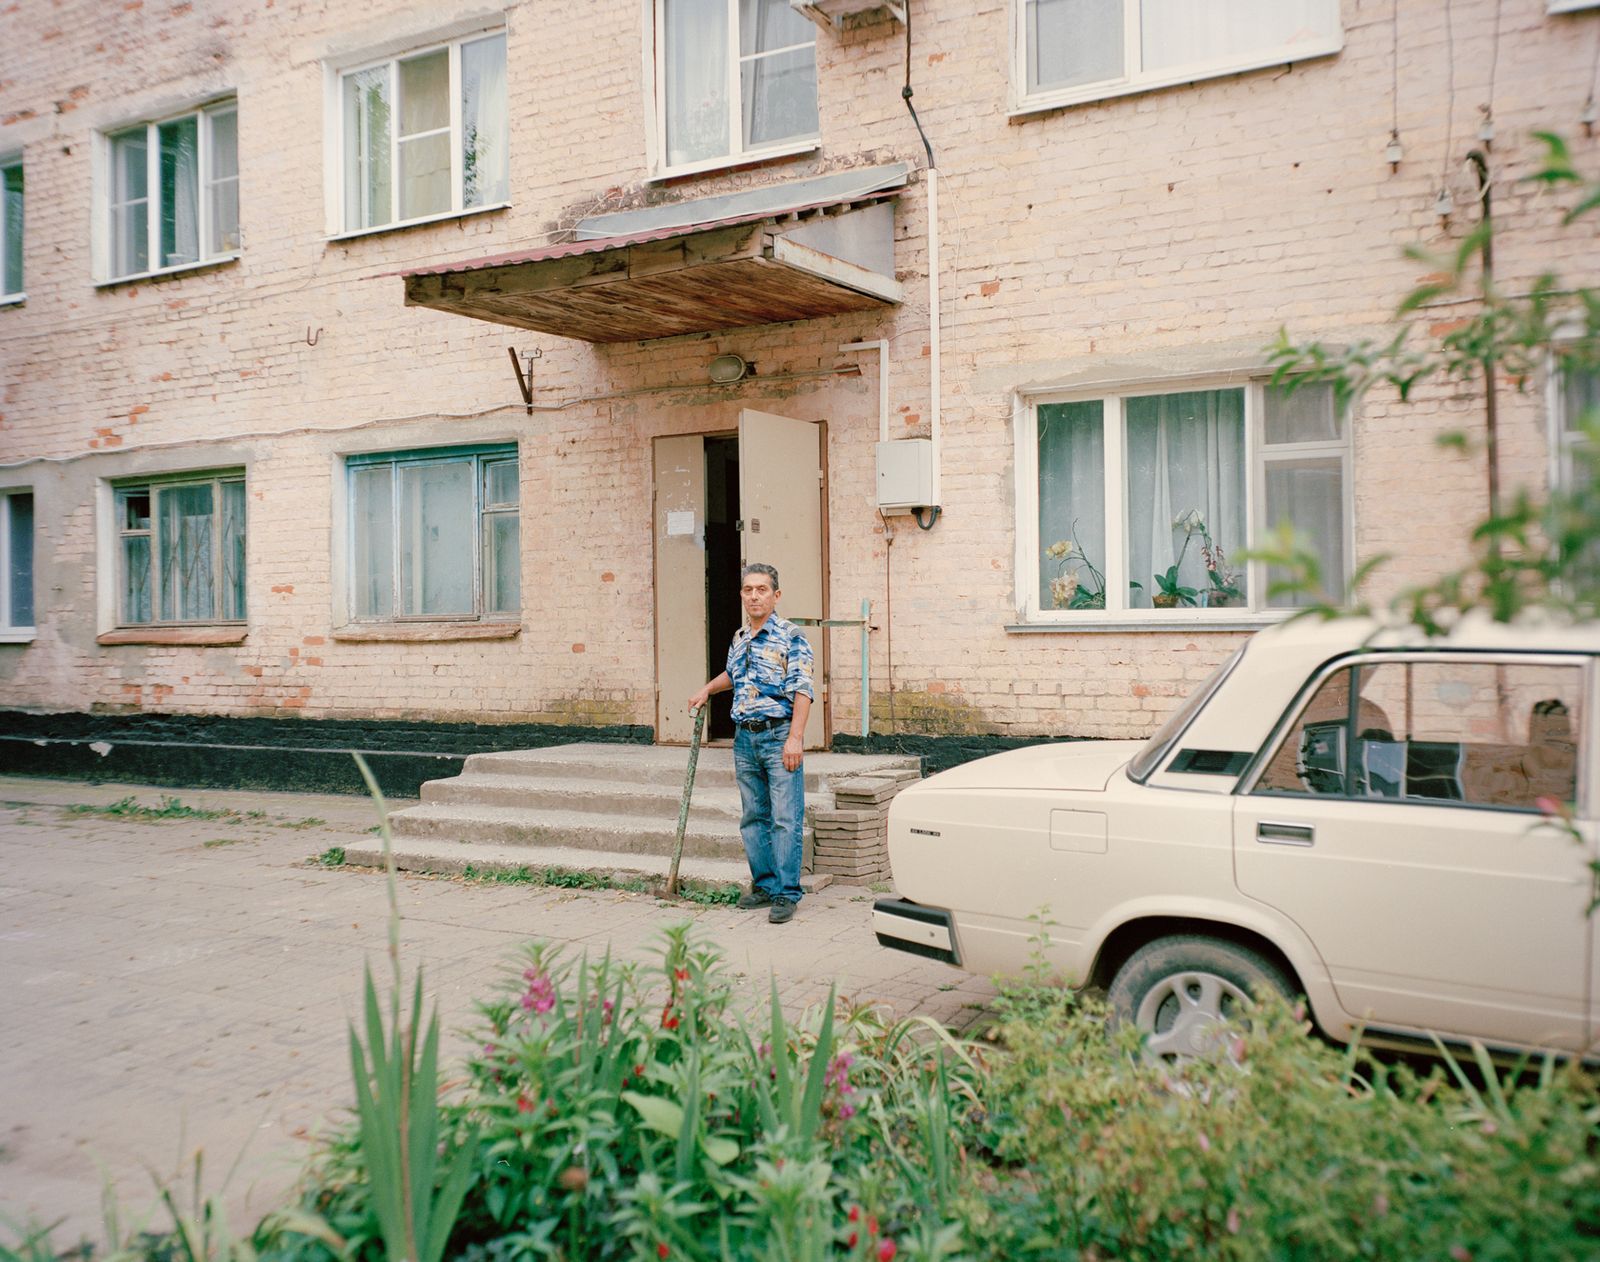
[
  {"xmin": 653, "ymin": 435, "xmax": 707, "ymax": 744},
  {"xmin": 738, "ymin": 409, "xmax": 826, "ymax": 749}
]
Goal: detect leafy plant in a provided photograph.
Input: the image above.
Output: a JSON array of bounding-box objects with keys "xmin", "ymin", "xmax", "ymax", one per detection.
[{"xmin": 1043, "ymin": 523, "xmax": 1109, "ymax": 609}]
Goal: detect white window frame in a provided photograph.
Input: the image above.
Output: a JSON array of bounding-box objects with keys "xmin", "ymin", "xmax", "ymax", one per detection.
[
  {"xmin": 648, "ymin": 0, "xmax": 821, "ymax": 181},
  {"xmin": 327, "ymin": 26, "xmax": 510, "ymax": 239},
  {"xmin": 1013, "ymin": 376, "xmax": 1354, "ymax": 626},
  {"xmin": 114, "ymin": 471, "xmax": 247, "ymax": 628},
  {"xmin": 1009, "ymin": 0, "xmax": 1343, "ymax": 117},
  {"xmin": 0, "ymin": 487, "xmax": 34, "ymax": 640},
  {"xmin": 1, "ymin": 153, "xmax": 22, "ymax": 304},
  {"xmin": 344, "ymin": 445, "xmax": 520, "ymax": 624},
  {"xmin": 1549, "ymin": 348, "xmax": 1597, "ymax": 494},
  {"xmin": 96, "ymin": 98, "xmax": 239, "ymax": 284},
  {"xmin": 1548, "ymin": 1, "xmax": 1600, "ymax": 14}
]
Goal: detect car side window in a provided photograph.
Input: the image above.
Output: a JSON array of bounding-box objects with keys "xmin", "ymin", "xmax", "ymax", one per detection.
[{"xmin": 1255, "ymin": 659, "xmax": 1583, "ymax": 812}]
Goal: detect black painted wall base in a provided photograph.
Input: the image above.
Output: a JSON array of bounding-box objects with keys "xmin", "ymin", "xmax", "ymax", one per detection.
[{"xmin": 0, "ymin": 711, "xmax": 653, "ymax": 798}]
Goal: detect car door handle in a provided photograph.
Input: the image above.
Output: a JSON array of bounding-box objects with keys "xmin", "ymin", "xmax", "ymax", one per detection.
[{"xmin": 1257, "ymin": 821, "xmax": 1315, "ymax": 847}]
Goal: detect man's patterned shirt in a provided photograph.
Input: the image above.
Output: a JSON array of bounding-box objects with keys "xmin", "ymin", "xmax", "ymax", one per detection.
[{"xmin": 726, "ymin": 615, "xmax": 815, "ymax": 724}]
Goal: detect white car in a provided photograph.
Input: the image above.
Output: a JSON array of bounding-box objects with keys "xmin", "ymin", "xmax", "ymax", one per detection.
[{"xmin": 875, "ymin": 615, "xmax": 1598, "ymax": 1060}]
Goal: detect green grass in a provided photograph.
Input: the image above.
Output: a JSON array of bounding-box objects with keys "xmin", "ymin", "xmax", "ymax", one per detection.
[
  {"xmin": 67, "ymin": 794, "xmax": 238, "ymax": 822},
  {"xmin": 276, "ymin": 816, "xmax": 327, "ymax": 830},
  {"xmin": 202, "ymin": 837, "xmax": 248, "ymax": 849},
  {"xmin": 317, "ymin": 846, "xmax": 347, "ymax": 867},
  {"xmin": 453, "ymin": 863, "xmax": 731, "ymax": 903}
]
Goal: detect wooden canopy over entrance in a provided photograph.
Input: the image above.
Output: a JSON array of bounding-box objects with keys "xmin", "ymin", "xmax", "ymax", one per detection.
[{"xmin": 400, "ymin": 166, "xmax": 908, "ymax": 343}]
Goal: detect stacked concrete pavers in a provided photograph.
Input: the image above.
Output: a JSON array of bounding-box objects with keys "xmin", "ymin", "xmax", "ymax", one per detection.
[{"xmin": 809, "ymin": 766, "xmax": 922, "ymax": 884}]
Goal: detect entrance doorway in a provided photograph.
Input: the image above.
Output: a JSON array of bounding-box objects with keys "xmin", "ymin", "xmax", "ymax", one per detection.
[
  {"xmin": 703, "ymin": 435, "xmax": 741, "ymax": 742},
  {"xmin": 653, "ymin": 410, "xmax": 828, "ymax": 749}
]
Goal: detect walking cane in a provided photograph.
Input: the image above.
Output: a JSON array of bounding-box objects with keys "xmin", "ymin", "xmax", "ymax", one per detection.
[{"xmin": 665, "ymin": 705, "xmax": 706, "ymax": 899}]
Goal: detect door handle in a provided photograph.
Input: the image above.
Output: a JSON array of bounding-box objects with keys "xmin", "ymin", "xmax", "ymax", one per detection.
[{"xmin": 1257, "ymin": 821, "xmax": 1315, "ymax": 847}]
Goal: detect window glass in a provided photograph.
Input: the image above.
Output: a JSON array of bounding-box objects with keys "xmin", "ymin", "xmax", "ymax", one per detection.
[
  {"xmin": 158, "ymin": 116, "xmax": 200, "ymax": 268},
  {"xmin": 110, "ymin": 129, "xmax": 150, "ymax": 277},
  {"xmin": 485, "ymin": 513, "xmax": 520, "ymax": 614},
  {"xmin": 2, "ymin": 160, "xmax": 22, "ymax": 297},
  {"xmin": 1037, "ymin": 400, "xmax": 1106, "ymax": 609},
  {"xmin": 661, "ymin": 0, "xmax": 815, "ymax": 170},
  {"xmin": 117, "ymin": 477, "xmax": 243, "ymax": 626},
  {"xmin": 351, "ymin": 465, "xmax": 395, "ymax": 619},
  {"xmin": 664, "ymin": 0, "xmax": 730, "ymax": 167},
  {"xmin": 341, "ymin": 33, "xmax": 506, "ymax": 232},
  {"xmin": 1263, "ymin": 458, "xmax": 1344, "ymax": 608},
  {"xmin": 158, "ymin": 482, "xmax": 216, "ymax": 622},
  {"xmin": 206, "ymin": 108, "xmax": 240, "ymax": 255},
  {"xmin": 1125, "ymin": 388, "xmax": 1246, "ymax": 610},
  {"xmin": 1141, "ymin": 0, "xmax": 1335, "ymax": 73},
  {"xmin": 344, "ymin": 66, "xmax": 393, "ymax": 231},
  {"xmin": 460, "ymin": 35, "xmax": 509, "ymax": 207},
  {"xmin": 399, "ymin": 461, "xmax": 474, "ymax": 616},
  {"xmin": 1027, "ymin": 0, "xmax": 1123, "ymax": 94},
  {"xmin": 5, "ymin": 492, "xmax": 33, "ymax": 628},
  {"xmin": 1256, "ymin": 660, "xmax": 1583, "ymax": 812},
  {"xmin": 1264, "ymin": 383, "xmax": 1341, "ymax": 445}
]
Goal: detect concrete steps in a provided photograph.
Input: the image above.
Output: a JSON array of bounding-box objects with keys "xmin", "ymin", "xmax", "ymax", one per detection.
[{"xmin": 370, "ymin": 742, "xmax": 921, "ymax": 884}]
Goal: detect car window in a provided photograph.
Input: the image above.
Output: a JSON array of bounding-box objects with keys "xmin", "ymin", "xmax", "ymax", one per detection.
[{"xmin": 1254, "ymin": 658, "xmax": 1583, "ymax": 812}]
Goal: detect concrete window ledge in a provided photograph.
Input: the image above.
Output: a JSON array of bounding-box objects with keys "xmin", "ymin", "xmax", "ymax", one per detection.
[
  {"xmin": 97, "ymin": 627, "xmax": 249, "ymax": 646},
  {"xmin": 332, "ymin": 623, "xmax": 522, "ymax": 643}
]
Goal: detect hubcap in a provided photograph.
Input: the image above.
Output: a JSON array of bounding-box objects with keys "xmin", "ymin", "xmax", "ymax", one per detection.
[{"xmin": 1135, "ymin": 969, "xmax": 1250, "ymax": 1062}]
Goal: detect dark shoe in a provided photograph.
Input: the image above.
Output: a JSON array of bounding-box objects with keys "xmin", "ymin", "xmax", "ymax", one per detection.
[
  {"xmin": 738, "ymin": 889, "xmax": 774, "ymax": 910},
  {"xmin": 768, "ymin": 898, "xmax": 796, "ymax": 924}
]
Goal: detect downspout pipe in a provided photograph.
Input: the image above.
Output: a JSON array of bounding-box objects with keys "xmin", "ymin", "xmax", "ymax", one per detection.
[
  {"xmin": 903, "ymin": 6, "xmax": 942, "ymax": 529},
  {"xmin": 1467, "ymin": 149, "xmax": 1499, "ymax": 528}
]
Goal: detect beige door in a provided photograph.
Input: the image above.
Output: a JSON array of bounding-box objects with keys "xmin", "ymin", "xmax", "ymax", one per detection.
[
  {"xmin": 653, "ymin": 435, "xmax": 707, "ymax": 744},
  {"xmin": 738, "ymin": 409, "xmax": 826, "ymax": 750}
]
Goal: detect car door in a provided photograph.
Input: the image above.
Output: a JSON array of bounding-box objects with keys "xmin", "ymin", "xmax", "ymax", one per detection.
[{"xmin": 1232, "ymin": 652, "xmax": 1594, "ymax": 1053}]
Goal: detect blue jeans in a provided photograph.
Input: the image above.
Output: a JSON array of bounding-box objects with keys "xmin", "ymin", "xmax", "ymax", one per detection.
[{"xmin": 733, "ymin": 724, "xmax": 804, "ymax": 904}]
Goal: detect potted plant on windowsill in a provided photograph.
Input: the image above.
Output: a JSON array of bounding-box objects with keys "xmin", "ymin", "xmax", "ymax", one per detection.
[
  {"xmin": 1199, "ymin": 531, "xmax": 1242, "ymax": 608},
  {"xmin": 1045, "ymin": 527, "xmax": 1110, "ymax": 610},
  {"xmin": 1151, "ymin": 509, "xmax": 1203, "ymax": 608}
]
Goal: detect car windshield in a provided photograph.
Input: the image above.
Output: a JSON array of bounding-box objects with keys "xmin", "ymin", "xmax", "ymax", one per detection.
[{"xmin": 1126, "ymin": 646, "xmax": 1245, "ymax": 783}]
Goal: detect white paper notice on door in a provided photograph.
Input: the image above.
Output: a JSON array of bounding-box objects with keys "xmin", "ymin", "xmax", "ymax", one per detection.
[{"xmin": 666, "ymin": 511, "xmax": 695, "ymax": 537}]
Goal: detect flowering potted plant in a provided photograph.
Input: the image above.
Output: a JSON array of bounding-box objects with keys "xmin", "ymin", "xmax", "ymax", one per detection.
[
  {"xmin": 1044, "ymin": 528, "xmax": 1108, "ymax": 609},
  {"xmin": 1199, "ymin": 532, "xmax": 1243, "ymax": 607},
  {"xmin": 1151, "ymin": 510, "xmax": 1202, "ymax": 608}
]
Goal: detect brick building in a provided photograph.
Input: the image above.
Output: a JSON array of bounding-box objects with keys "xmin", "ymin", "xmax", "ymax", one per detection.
[{"xmin": 1, "ymin": 0, "xmax": 1596, "ymax": 789}]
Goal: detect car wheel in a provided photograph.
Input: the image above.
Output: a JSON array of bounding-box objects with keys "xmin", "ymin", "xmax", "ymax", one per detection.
[{"xmin": 1106, "ymin": 935, "xmax": 1293, "ymax": 1062}]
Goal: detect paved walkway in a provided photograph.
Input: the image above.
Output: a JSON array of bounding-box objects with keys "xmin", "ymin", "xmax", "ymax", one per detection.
[{"xmin": 0, "ymin": 775, "xmax": 995, "ymax": 1247}]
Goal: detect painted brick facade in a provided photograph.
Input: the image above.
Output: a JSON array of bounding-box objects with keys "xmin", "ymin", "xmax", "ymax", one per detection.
[{"xmin": 1, "ymin": 0, "xmax": 1596, "ymax": 748}]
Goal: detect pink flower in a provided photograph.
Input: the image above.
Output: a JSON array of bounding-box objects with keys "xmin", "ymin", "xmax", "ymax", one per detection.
[
  {"xmin": 876, "ymin": 1239, "xmax": 897, "ymax": 1261},
  {"xmin": 519, "ymin": 969, "xmax": 555, "ymax": 1015},
  {"xmin": 1197, "ymin": 1131, "xmax": 1211, "ymax": 1152}
]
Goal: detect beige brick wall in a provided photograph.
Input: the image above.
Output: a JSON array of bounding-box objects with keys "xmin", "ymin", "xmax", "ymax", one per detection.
[{"xmin": 1, "ymin": 0, "xmax": 1596, "ymax": 740}]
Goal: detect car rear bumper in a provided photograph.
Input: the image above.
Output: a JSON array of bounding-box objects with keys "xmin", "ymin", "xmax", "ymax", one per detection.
[{"xmin": 872, "ymin": 898, "xmax": 960, "ymax": 965}]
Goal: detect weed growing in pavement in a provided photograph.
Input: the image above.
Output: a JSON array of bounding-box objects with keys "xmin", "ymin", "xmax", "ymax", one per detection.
[
  {"xmin": 674, "ymin": 880, "xmax": 741, "ymax": 906},
  {"xmin": 202, "ymin": 838, "xmax": 248, "ymax": 849},
  {"xmin": 456, "ymin": 864, "xmax": 700, "ymax": 900},
  {"xmin": 276, "ymin": 817, "xmax": 327, "ymax": 831},
  {"xmin": 316, "ymin": 847, "xmax": 347, "ymax": 867},
  {"xmin": 67, "ymin": 795, "xmax": 238, "ymax": 823}
]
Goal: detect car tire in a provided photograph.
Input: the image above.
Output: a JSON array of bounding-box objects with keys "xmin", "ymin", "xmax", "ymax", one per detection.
[{"xmin": 1106, "ymin": 934, "xmax": 1294, "ymax": 1062}]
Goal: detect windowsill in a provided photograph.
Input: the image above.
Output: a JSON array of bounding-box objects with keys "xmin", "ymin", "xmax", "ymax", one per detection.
[
  {"xmin": 0, "ymin": 293, "xmax": 23, "ymax": 307},
  {"xmin": 648, "ymin": 139, "xmax": 820, "ymax": 185},
  {"xmin": 96, "ymin": 254, "xmax": 241, "ymax": 289},
  {"xmin": 332, "ymin": 621, "xmax": 521, "ymax": 643},
  {"xmin": 327, "ymin": 201, "xmax": 510, "ymax": 244},
  {"xmin": 97, "ymin": 626, "xmax": 248, "ymax": 645},
  {"xmin": 1008, "ymin": 38, "xmax": 1342, "ymax": 120},
  {"xmin": 0, "ymin": 628, "xmax": 36, "ymax": 643},
  {"xmin": 1006, "ymin": 614, "xmax": 1286, "ymax": 634}
]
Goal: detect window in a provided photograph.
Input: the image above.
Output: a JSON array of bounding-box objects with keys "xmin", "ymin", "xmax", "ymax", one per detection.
[
  {"xmin": 1, "ymin": 490, "xmax": 33, "ymax": 636},
  {"xmin": 347, "ymin": 447, "xmax": 519, "ymax": 621},
  {"xmin": 115, "ymin": 474, "xmax": 246, "ymax": 626},
  {"xmin": 1015, "ymin": 0, "xmax": 1342, "ymax": 111},
  {"xmin": 655, "ymin": 0, "xmax": 819, "ymax": 175},
  {"xmin": 103, "ymin": 100, "xmax": 238, "ymax": 281},
  {"xmin": 337, "ymin": 30, "xmax": 508, "ymax": 234},
  {"xmin": 1554, "ymin": 358, "xmax": 1597, "ymax": 494},
  {"xmin": 1255, "ymin": 657, "xmax": 1583, "ymax": 813},
  {"xmin": 1548, "ymin": 1, "xmax": 1600, "ymax": 14},
  {"xmin": 1024, "ymin": 380, "xmax": 1350, "ymax": 619},
  {"xmin": 1, "ymin": 155, "xmax": 21, "ymax": 301}
]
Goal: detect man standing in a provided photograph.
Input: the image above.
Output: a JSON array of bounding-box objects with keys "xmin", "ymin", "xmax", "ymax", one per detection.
[{"xmin": 688, "ymin": 563, "xmax": 814, "ymax": 924}]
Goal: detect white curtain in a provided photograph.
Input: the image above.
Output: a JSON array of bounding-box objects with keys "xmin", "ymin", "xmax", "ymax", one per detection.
[
  {"xmin": 1140, "ymin": 0, "xmax": 1335, "ymax": 74},
  {"xmin": 1036, "ymin": 400, "xmax": 1106, "ymax": 607},
  {"xmin": 159, "ymin": 117, "xmax": 199, "ymax": 267},
  {"xmin": 664, "ymin": 0, "xmax": 729, "ymax": 166},
  {"xmin": 1028, "ymin": 0, "xmax": 1123, "ymax": 93},
  {"xmin": 461, "ymin": 34, "xmax": 509, "ymax": 206},
  {"xmin": 1126, "ymin": 389, "xmax": 1246, "ymax": 608}
]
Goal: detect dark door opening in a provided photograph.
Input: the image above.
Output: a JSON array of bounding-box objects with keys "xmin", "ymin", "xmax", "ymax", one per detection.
[{"xmin": 703, "ymin": 436, "xmax": 742, "ymax": 742}]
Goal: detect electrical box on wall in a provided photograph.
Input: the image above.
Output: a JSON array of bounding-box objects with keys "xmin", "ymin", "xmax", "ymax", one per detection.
[{"xmin": 876, "ymin": 439, "xmax": 934, "ymax": 511}]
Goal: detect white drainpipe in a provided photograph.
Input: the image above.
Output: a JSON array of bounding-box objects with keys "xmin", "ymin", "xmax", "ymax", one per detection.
[{"xmin": 926, "ymin": 165, "xmax": 942, "ymax": 513}]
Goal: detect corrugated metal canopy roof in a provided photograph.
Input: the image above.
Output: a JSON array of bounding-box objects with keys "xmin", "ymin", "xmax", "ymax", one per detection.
[{"xmin": 400, "ymin": 166, "xmax": 908, "ymax": 344}]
